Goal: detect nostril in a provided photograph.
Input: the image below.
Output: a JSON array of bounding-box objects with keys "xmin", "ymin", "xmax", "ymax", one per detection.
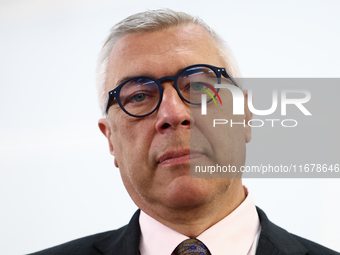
[
  {"xmin": 181, "ymin": 120, "xmax": 190, "ymax": 125},
  {"xmin": 161, "ymin": 123, "xmax": 170, "ymax": 129}
]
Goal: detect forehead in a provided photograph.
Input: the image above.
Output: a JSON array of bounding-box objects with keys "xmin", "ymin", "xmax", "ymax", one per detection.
[{"xmin": 106, "ymin": 24, "xmax": 223, "ymax": 91}]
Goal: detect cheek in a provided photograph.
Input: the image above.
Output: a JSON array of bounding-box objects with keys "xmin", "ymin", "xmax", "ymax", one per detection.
[
  {"xmin": 110, "ymin": 115, "xmax": 155, "ymax": 171},
  {"xmin": 111, "ymin": 118, "xmax": 156, "ymax": 200},
  {"xmin": 193, "ymin": 96, "xmax": 246, "ymax": 165}
]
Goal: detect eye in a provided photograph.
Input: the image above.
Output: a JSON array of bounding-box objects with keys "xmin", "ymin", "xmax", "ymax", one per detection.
[
  {"xmin": 124, "ymin": 92, "xmax": 151, "ymax": 105},
  {"xmin": 191, "ymin": 82, "xmax": 205, "ymax": 91},
  {"xmin": 182, "ymin": 82, "xmax": 206, "ymax": 92},
  {"xmin": 131, "ymin": 93, "xmax": 146, "ymax": 102}
]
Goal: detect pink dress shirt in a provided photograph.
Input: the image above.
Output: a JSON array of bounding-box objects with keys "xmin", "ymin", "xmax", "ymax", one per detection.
[{"xmin": 139, "ymin": 186, "xmax": 261, "ymax": 255}]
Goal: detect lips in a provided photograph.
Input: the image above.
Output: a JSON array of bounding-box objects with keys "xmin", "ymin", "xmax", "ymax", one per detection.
[{"xmin": 157, "ymin": 149, "xmax": 203, "ymax": 165}]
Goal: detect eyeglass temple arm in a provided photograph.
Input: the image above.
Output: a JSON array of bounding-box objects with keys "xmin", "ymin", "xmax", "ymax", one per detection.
[
  {"xmin": 222, "ymin": 69, "xmax": 239, "ymax": 88},
  {"xmin": 105, "ymin": 92, "xmax": 117, "ymax": 114}
]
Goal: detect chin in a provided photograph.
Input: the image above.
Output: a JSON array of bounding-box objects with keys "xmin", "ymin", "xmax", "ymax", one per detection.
[{"xmin": 165, "ymin": 175, "xmax": 215, "ymax": 209}]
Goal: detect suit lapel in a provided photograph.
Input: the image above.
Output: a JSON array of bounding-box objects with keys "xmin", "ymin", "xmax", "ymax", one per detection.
[
  {"xmin": 94, "ymin": 210, "xmax": 141, "ymax": 255},
  {"xmin": 93, "ymin": 207, "xmax": 310, "ymax": 255},
  {"xmin": 256, "ymin": 207, "xmax": 308, "ymax": 255}
]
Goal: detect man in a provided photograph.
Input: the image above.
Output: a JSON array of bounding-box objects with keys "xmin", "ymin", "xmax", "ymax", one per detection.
[{"xmin": 29, "ymin": 9, "xmax": 338, "ymax": 255}]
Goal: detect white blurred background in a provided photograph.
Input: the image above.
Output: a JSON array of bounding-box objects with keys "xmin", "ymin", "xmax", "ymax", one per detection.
[{"xmin": 0, "ymin": 0, "xmax": 339, "ymax": 254}]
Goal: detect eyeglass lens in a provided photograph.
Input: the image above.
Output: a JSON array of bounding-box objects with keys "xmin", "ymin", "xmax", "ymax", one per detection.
[{"xmin": 117, "ymin": 66, "xmax": 232, "ymax": 117}]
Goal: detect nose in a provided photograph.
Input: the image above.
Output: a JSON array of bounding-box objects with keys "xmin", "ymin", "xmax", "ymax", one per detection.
[{"xmin": 155, "ymin": 82, "xmax": 193, "ymax": 134}]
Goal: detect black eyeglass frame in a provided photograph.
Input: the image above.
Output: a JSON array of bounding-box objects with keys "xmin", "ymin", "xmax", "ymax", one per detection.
[{"xmin": 105, "ymin": 64, "xmax": 239, "ymax": 117}]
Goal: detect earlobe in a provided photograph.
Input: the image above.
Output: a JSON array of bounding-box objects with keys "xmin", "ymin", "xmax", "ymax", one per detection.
[
  {"xmin": 114, "ymin": 158, "xmax": 119, "ymax": 168},
  {"xmin": 98, "ymin": 118, "xmax": 115, "ymax": 156},
  {"xmin": 243, "ymin": 90, "xmax": 253, "ymax": 143}
]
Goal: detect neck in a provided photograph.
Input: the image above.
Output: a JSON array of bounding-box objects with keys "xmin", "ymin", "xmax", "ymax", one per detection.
[{"xmin": 139, "ymin": 180, "xmax": 246, "ymax": 238}]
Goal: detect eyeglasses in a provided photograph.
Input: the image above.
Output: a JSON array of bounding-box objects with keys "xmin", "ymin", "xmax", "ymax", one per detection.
[{"xmin": 105, "ymin": 64, "xmax": 238, "ymax": 117}]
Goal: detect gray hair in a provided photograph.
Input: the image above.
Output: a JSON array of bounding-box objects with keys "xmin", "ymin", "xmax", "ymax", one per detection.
[{"xmin": 96, "ymin": 8, "xmax": 240, "ymax": 116}]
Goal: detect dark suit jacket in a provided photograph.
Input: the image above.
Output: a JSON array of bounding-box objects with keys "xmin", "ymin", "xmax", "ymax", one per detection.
[{"xmin": 28, "ymin": 207, "xmax": 339, "ymax": 255}]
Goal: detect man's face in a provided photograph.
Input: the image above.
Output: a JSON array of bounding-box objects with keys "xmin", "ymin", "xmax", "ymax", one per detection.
[{"xmin": 99, "ymin": 24, "xmax": 251, "ymax": 216}]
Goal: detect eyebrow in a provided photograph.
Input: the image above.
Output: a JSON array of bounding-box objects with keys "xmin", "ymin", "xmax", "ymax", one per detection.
[
  {"xmin": 114, "ymin": 66, "xmax": 189, "ymax": 87},
  {"xmin": 115, "ymin": 75, "xmax": 136, "ymax": 87},
  {"xmin": 115, "ymin": 73, "xmax": 155, "ymax": 87}
]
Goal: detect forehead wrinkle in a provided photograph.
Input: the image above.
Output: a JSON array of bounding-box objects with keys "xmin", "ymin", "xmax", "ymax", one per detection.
[{"xmin": 109, "ymin": 48, "xmax": 195, "ymax": 88}]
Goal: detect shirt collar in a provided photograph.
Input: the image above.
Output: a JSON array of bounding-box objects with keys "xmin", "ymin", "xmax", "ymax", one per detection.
[{"xmin": 139, "ymin": 186, "xmax": 260, "ymax": 255}]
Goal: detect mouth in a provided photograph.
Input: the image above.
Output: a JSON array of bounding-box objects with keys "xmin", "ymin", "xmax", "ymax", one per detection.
[{"xmin": 157, "ymin": 149, "xmax": 203, "ymax": 166}]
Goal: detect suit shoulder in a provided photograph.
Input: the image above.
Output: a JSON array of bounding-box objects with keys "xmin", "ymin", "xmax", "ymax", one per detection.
[
  {"xmin": 291, "ymin": 234, "xmax": 340, "ymax": 255},
  {"xmin": 27, "ymin": 210, "xmax": 141, "ymax": 255},
  {"xmin": 256, "ymin": 207, "xmax": 339, "ymax": 255},
  {"xmin": 27, "ymin": 226, "xmax": 127, "ymax": 255}
]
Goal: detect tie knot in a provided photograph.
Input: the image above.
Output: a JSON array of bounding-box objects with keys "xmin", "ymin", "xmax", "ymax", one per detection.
[{"xmin": 173, "ymin": 239, "xmax": 211, "ymax": 255}]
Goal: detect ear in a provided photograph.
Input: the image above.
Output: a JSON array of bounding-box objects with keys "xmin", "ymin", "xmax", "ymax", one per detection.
[
  {"xmin": 243, "ymin": 90, "xmax": 252, "ymax": 143},
  {"xmin": 98, "ymin": 118, "xmax": 119, "ymax": 168}
]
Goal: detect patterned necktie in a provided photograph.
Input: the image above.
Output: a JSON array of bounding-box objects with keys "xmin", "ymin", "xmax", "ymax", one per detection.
[{"xmin": 172, "ymin": 238, "xmax": 211, "ymax": 255}]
